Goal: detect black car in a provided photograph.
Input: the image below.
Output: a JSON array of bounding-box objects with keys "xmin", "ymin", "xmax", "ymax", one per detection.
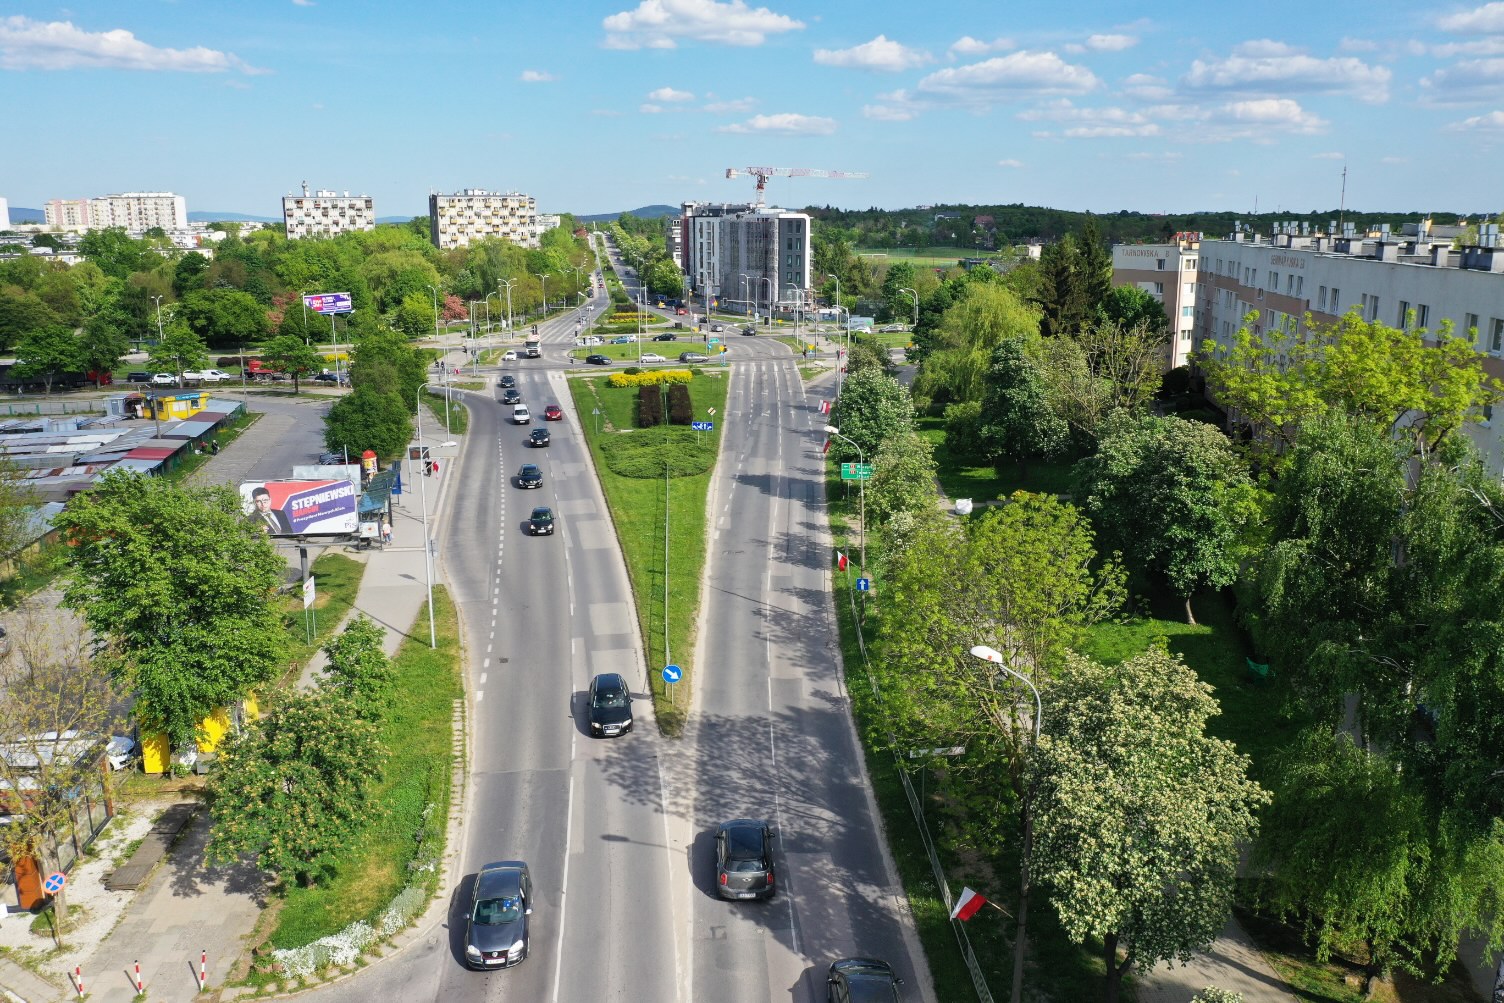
[
  {"xmin": 501, "ymin": 388, "xmax": 522, "ymax": 405},
  {"xmin": 528, "ymin": 427, "xmax": 551, "ymax": 448},
  {"xmin": 652, "ymin": 333, "xmax": 678, "ymax": 341},
  {"xmin": 587, "ymin": 673, "xmax": 633, "ymax": 737},
  {"xmin": 715, "ymin": 818, "xmax": 777, "ymax": 900},
  {"xmin": 516, "ymin": 463, "xmax": 543, "ymax": 489},
  {"xmin": 497, "ymin": 374, "xmax": 517, "ymax": 388},
  {"xmin": 827, "ymin": 958, "xmax": 905, "ymax": 1002},
  {"xmin": 528, "ymin": 506, "xmax": 555, "ymax": 535},
  {"xmin": 585, "ymin": 354, "xmax": 611, "ymax": 365},
  {"xmin": 742, "ymin": 325, "xmax": 757, "ymax": 336},
  {"xmin": 463, "ymin": 861, "xmax": 532, "ymax": 970}
]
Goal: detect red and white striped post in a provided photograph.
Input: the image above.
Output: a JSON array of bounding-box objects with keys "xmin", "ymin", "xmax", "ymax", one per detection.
[
  {"xmin": 72, "ymin": 964, "xmax": 83, "ymax": 997},
  {"xmin": 198, "ymin": 949, "xmax": 207, "ymax": 989},
  {"xmin": 133, "ymin": 959, "xmax": 143, "ymax": 992}
]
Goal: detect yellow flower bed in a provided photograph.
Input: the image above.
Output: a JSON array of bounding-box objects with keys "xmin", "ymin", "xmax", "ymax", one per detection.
[{"xmin": 607, "ymin": 369, "xmax": 695, "ymax": 388}]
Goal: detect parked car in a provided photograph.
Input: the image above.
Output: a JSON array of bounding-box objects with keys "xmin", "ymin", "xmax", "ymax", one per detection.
[
  {"xmin": 516, "ymin": 463, "xmax": 543, "ymax": 489},
  {"xmin": 512, "ymin": 404, "xmax": 531, "ymax": 425},
  {"xmin": 715, "ymin": 818, "xmax": 777, "ymax": 900},
  {"xmin": 639, "ymin": 353, "xmax": 666, "ymax": 363},
  {"xmin": 679, "ymin": 352, "xmax": 709, "ymax": 363},
  {"xmin": 501, "ymin": 389, "xmax": 522, "ymax": 405},
  {"xmin": 127, "ymin": 372, "xmax": 151, "ymax": 384},
  {"xmin": 587, "ymin": 673, "xmax": 633, "ymax": 737},
  {"xmin": 183, "ymin": 368, "xmax": 233, "ymax": 383},
  {"xmin": 498, "ymin": 374, "xmax": 517, "ymax": 388},
  {"xmin": 585, "ymin": 354, "xmax": 611, "ymax": 365},
  {"xmin": 826, "ymin": 958, "xmax": 905, "ymax": 1002},
  {"xmin": 543, "ymin": 404, "xmax": 564, "ymax": 421},
  {"xmin": 463, "ymin": 861, "xmax": 532, "ymax": 970},
  {"xmin": 652, "ymin": 333, "xmax": 677, "ymax": 341},
  {"xmin": 150, "ymin": 373, "xmax": 178, "ymax": 386},
  {"xmin": 312, "ymin": 371, "xmax": 348, "ymax": 385},
  {"xmin": 528, "ymin": 506, "xmax": 555, "ymax": 535},
  {"xmin": 502, "ymin": 350, "xmax": 519, "ymax": 361},
  {"xmin": 528, "ymin": 427, "xmax": 551, "ymax": 448}
]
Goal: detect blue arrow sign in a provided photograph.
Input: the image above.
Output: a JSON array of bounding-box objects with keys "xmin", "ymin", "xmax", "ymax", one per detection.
[
  {"xmin": 856, "ymin": 577, "xmax": 871, "ymax": 592},
  {"xmin": 691, "ymin": 421, "xmax": 714, "ymax": 431},
  {"xmin": 662, "ymin": 664, "xmax": 682, "ymax": 683},
  {"xmin": 43, "ymin": 871, "xmax": 65, "ymax": 894}
]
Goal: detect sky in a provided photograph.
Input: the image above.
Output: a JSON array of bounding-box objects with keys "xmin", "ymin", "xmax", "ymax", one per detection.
[{"xmin": 5, "ymin": 1, "xmax": 1504, "ymax": 219}]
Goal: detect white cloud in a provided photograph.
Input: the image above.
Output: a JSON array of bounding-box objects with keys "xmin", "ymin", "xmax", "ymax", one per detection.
[
  {"xmin": 1312, "ymin": 150, "xmax": 1346, "ymax": 159},
  {"xmin": 949, "ymin": 35, "xmax": 1011, "ymax": 58},
  {"xmin": 0, "ymin": 15, "xmax": 264, "ymax": 72},
  {"xmin": 1018, "ymin": 99, "xmax": 1148, "ymax": 126},
  {"xmin": 717, "ymin": 112, "xmax": 837, "ymax": 135},
  {"xmin": 640, "ymin": 103, "xmax": 664, "ymax": 113},
  {"xmin": 1122, "ymin": 73, "xmax": 1172, "ymax": 100},
  {"xmin": 1183, "ymin": 40, "xmax": 1390, "ymax": 103},
  {"xmin": 1447, "ymin": 109, "xmax": 1504, "ymax": 130},
  {"xmin": 1438, "ymin": 2, "xmax": 1504, "ymax": 32},
  {"xmin": 1063, "ymin": 123, "xmax": 1160, "ymax": 138},
  {"xmin": 997, "ymin": 158, "xmax": 1023, "ymax": 168},
  {"xmin": 703, "ymin": 97, "xmax": 756, "ymax": 113},
  {"xmin": 602, "ymin": 0, "xmax": 803, "ymax": 49},
  {"xmin": 1085, "ymin": 33, "xmax": 1138, "ymax": 52},
  {"xmin": 292, "ymin": 0, "xmax": 315, "ymax": 6},
  {"xmin": 863, "ymin": 104, "xmax": 915, "ymax": 121},
  {"xmin": 1123, "ymin": 151, "xmax": 1183, "ymax": 162},
  {"xmin": 917, "ymin": 50, "xmax": 1100, "ymax": 103},
  {"xmin": 1221, "ymin": 97, "xmax": 1327, "ymax": 133},
  {"xmin": 648, "ymin": 85, "xmax": 695, "ymax": 101},
  {"xmin": 1430, "ymin": 37, "xmax": 1504, "ymax": 57},
  {"xmin": 1338, "ymin": 36, "xmax": 1376, "ymax": 52},
  {"xmin": 1380, "ymin": 155, "xmax": 1407, "ymax": 164},
  {"xmin": 1421, "ymin": 58, "xmax": 1504, "ymax": 103},
  {"xmin": 814, "ymin": 34, "xmax": 929, "ymax": 72},
  {"xmin": 520, "ymin": 69, "xmax": 555, "ymax": 83}
]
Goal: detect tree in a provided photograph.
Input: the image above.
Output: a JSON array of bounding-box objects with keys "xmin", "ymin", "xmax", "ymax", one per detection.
[
  {"xmin": 11, "ymin": 323, "xmax": 84, "ymax": 394},
  {"xmin": 178, "ymin": 288, "xmax": 270, "ymax": 348},
  {"xmin": 1100, "ymin": 285, "xmax": 1168, "ymax": 333},
  {"xmin": 911, "ymin": 281, "xmax": 1039, "ymax": 407},
  {"xmin": 54, "ymin": 472, "xmax": 287, "ymax": 750},
  {"xmin": 1032, "ymin": 235, "xmax": 1086, "ymax": 338},
  {"xmin": 320, "ymin": 614, "xmax": 394, "ymax": 721},
  {"xmin": 79, "ymin": 311, "xmax": 132, "ymax": 386},
  {"xmin": 1075, "ymin": 215, "xmax": 1113, "ymax": 314},
  {"xmin": 1076, "ymin": 413, "xmax": 1261, "ymax": 622},
  {"xmin": 392, "ymin": 290, "xmax": 437, "ymax": 338},
  {"xmin": 866, "ymin": 430, "xmax": 938, "ymax": 525},
  {"xmin": 1037, "ymin": 317, "xmax": 1168, "ymax": 442},
  {"xmin": 260, "ymin": 333, "xmax": 323, "ymax": 394},
  {"xmin": 348, "ymin": 330, "xmax": 426, "ymax": 411},
  {"xmin": 324, "ymin": 385, "xmax": 413, "ymax": 460},
  {"xmin": 172, "ymin": 251, "xmax": 210, "ymax": 296},
  {"xmin": 1030, "ymin": 647, "xmax": 1268, "ymax": 1003},
  {"xmin": 879, "ymin": 260, "xmax": 918, "ymax": 323},
  {"xmin": 978, "ymin": 339, "xmax": 1070, "ymax": 474},
  {"xmin": 642, "ymin": 258, "xmax": 684, "ymax": 299},
  {"xmin": 0, "ymin": 291, "xmax": 60, "ymax": 354},
  {"xmin": 206, "ymin": 686, "xmax": 384, "ymax": 887},
  {"xmin": 77, "ymin": 227, "xmax": 153, "ymax": 279},
  {"xmin": 146, "ymin": 322, "xmax": 209, "ymax": 383},
  {"xmin": 832, "ymin": 367, "xmax": 914, "ymax": 462}
]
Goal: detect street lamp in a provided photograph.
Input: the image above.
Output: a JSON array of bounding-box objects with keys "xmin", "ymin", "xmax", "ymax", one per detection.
[
  {"xmin": 539, "ymin": 273, "xmax": 552, "ymax": 318},
  {"xmin": 150, "ymin": 295, "xmax": 165, "ymax": 345},
  {"xmin": 413, "ymin": 381, "xmax": 457, "ymax": 649},
  {"xmin": 425, "ymin": 284, "xmax": 441, "ymax": 343},
  {"xmin": 969, "ymin": 645, "xmax": 1042, "ymax": 743},
  {"xmin": 824, "ymin": 424, "xmax": 865, "ymax": 573},
  {"xmin": 499, "ymin": 279, "xmax": 515, "ymax": 339},
  {"xmin": 899, "ymin": 287, "xmax": 919, "ymax": 332}
]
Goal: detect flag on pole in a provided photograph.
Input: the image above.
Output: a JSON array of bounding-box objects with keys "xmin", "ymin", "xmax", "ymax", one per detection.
[
  {"xmin": 819, "ymin": 400, "xmax": 831, "ymax": 415},
  {"xmin": 950, "ymin": 887, "xmax": 988, "ymax": 921},
  {"xmin": 837, "ymin": 552, "xmax": 849, "ymax": 571},
  {"xmin": 822, "ymin": 439, "xmax": 831, "ymax": 455}
]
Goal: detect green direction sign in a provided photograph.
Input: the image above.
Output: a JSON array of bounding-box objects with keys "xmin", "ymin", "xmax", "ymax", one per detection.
[{"xmin": 840, "ymin": 462, "xmax": 874, "ymax": 481}]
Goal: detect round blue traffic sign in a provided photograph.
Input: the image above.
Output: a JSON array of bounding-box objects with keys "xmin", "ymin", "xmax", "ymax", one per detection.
[
  {"xmin": 662, "ymin": 664, "xmax": 682, "ymax": 684},
  {"xmin": 43, "ymin": 871, "xmax": 65, "ymax": 894}
]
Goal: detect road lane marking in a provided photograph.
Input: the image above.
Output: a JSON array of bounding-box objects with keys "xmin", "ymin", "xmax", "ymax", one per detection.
[
  {"xmin": 479, "ymin": 673, "xmax": 487, "ymax": 685},
  {"xmin": 550, "ymin": 740, "xmax": 578, "ymax": 1003}
]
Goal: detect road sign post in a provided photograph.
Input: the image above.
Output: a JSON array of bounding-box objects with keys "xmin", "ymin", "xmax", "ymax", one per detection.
[
  {"xmin": 662, "ymin": 664, "xmax": 682, "ymax": 705},
  {"xmin": 43, "ymin": 872, "xmax": 65, "ymax": 895},
  {"xmin": 856, "ymin": 577, "xmax": 870, "ymax": 592},
  {"xmin": 840, "ymin": 462, "xmax": 874, "ymax": 481}
]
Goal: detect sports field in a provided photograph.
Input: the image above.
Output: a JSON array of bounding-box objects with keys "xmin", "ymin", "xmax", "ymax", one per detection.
[{"xmin": 855, "ymin": 247, "xmax": 979, "ymax": 268}]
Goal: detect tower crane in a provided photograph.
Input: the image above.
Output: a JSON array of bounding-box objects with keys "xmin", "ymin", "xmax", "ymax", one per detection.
[{"xmin": 725, "ymin": 166, "xmax": 870, "ymax": 207}]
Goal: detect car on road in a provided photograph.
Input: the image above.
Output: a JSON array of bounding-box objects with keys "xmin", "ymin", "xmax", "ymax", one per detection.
[
  {"xmin": 502, "ymin": 350, "xmax": 519, "ymax": 361},
  {"xmin": 312, "ymin": 371, "xmax": 349, "ymax": 385},
  {"xmin": 543, "ymin": 404, "xmax": 563, "ymax": 421},
  {"xmin": 528, "ymin": 427, "xmax": 550, "ymax": 448},
  {"xmin": 501, "ymin": 389, "xmax": 522, "ymax": 405},
  {"xmin": 710, "ymin": 323, "xmax": 724, "ymax": 333},
  {"xmin": 585, "ymin": 354, "xmax": 611, "ymax": 365},
  {"xmin": 878, "ymin": 324, "xmax": 907, "ymax": 333},
  {"xmin": 528, "ymin": 506, "xmax": 555, "ymax": 535},
  {"xmin": 679, "ymin": 351, "xmax": 709, "ymax": 363},
  {"xmin": 639, "ymin": 353, "xmax": 666, "ymax": 363},
  {"xmin": 675, "ymin": 307, "xmax": 688, "ymax": 315},
  {"xmin": 826, "ymin": 958, "xmax": 905, "ymax": 1002},
  {"xmin": 652, "ymin": 333, "xmax": 677, "ymax": 341},
  {"xmin": 742, "ymin": 325, "xmax": 757, "ymax": 336},
  {"xmin": 610, "ymin": 336, "xmax": 634, "ymax": 345},
  {"xmin": 516, "ymin": 463, "xmax": 543, "ymax": 488},
  {"xmin": 497, "ymin": 374, "xmax": 517, "ymax": 388},
  {"xmin": 512, "ymin": 404, "xmax": 531, "ymax": 424},
  {"xmin": 714, "ymin": 818, "xmax": 777, "ymax": 900},
  {"xmin": 150, "ymin": 373, "xmax": 177, "ymax": 386},
  {"xmin": 463, "ymin": 861, "xmax": 532, "ymax": 970},
  {"xmin": 587, "ymin": 673, "xmax": 633, "ymax": 737}
]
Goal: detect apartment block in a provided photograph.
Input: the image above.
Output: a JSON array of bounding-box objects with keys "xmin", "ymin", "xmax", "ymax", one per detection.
[
  {"xmin": 1111, "ymin": 233, "xmax": 1202, "ymax": 368},
  {"xmin": 90, "ymin": 193, "xmax": 188, "ymax": 231},
  {"xmin": 679, "ymin": 201, "xmax": 811, "ymax": 316},
  {"xmin": 44, "ymin": 199, "xmax": 93, "ymax": 229},
  {"xmin": 428, "ymin": 189, "xmax": 539, "ymax": 250},
  {"xmin": 282, "ymin": 184, "xmax": 375, "ymax": 239}
]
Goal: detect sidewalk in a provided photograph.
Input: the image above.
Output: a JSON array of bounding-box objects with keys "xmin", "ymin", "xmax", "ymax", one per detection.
[
  {"xmin": 0, "ymin": 357, "xmax": 469, "ymax": 1003},
  {"xmin": 1135, "ymin": 915, "xmax": 1297, "ymax": 1002}
]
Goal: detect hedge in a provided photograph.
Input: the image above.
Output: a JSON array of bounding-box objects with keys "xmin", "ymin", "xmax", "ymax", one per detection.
[
  {"xmin": 638, "ymin": 384, "xmax": 664, "ymax": 427},
  {"xmin": 667, "ymin": 383, "xmax": 693, "ymax": 425},
  {"xmin": 607, "ymin": 369, "xmax": 694, "ymax": 388}
]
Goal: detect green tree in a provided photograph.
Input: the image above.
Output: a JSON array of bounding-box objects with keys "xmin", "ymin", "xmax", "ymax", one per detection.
[
  {"xmin": 978, "ymin": 338, "xmax": 1070, "ymax": 473},
  {"xmin": 172, "ymin": 251, "xmax": 210, "ymax": 296},
  {"xmin": 832, "ymin": 367, "xmax": 914, "ymax": 462},
  {"xmin": 260, "ymin": 334, "xmax": 323, "ymax": 394},
  {"xmin": 1076, "ymin": 413, "xmax": 1261, "ymax": 622},
  {"xmin": 320, "ymin": 614, "xmax": 394, "ymax": 721},
  {"xmin": 911, "ymin": 280, "xmax": 1039, "ymax": 407},
  {"xmin": 1033, "ymin": 235, "xmax": 1086, "ymax": 338},
  {"xmin": 392, "ymin": 290, "xmax": 437, "ymax": 338},
  {"xmin": 642, "ymin": 258, "xmax": 684, "ymax": 299},
  {"xmin": 77, "ymin": 227, "xmax": 153, "ymax": 279},
  {"xmin": 54, "ymin": 472, "xmax": 287, "ymax": 750},
  {"xmin": 178, "ymin": 288, "xmax": 270, "ymax": 348},
  {"xmin": 348, "ymin": 331, "xmax": 427, "ymax": 411},
  {"xmin": 1075, "ymin": 215, "xmax": 1113, "ymax": 314},
  {"xmin": 942, "ymin": 400, "xmax": 986, "ymax": 462},
  {"xmin": 1038, "ymin": 317, "xmax": 1168, "ymax": 443},
  {"xmin": 1030, "ymin": 647, "xmax": 1268, "ymax": 1003},
  {"xmin": 866, "ymin": 430, "xmax": 938, "ymax": 525},
  {"xmin": 324, "ymin": 385, "xmax": 413, "ymax": 460},
  {"xmin": 1100, "ymin": 285, "xmax": 1167, "ymax": 333},
  {"xmin": 0, "ymin": 291, "xmax": 60, "ymax": 353},
  {"xmin": 146, "ymin": 322, "xmax": 210, "ymax": 382},
  {"xmin": 206, "ymin": 686, "xmax": 384, "ymax": 887},
  {"xmin": 879, "ymin": 260, "xmax": 918, "ymax": 323},
  {"xmin": 11, "ymin": 323, "xmax": 84, "ymax": 394}
]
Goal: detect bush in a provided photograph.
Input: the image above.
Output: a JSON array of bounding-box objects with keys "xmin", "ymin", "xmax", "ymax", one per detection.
[
  {"xmin": 666, "ymin": 383, "xmax": 693, "ymax": 425},
  {"xmin": 623, "ymin": 367, "xmax": 642, "ymax": 376},
  {"xmin": 638, "ymin": 385, "xmax": 663, "ymax": 427},
  {"xmin": 943, "ymin": 400, "xmax": 988, "ymax": 461},
  {"xmin": 600, "ymin": 426, "xmax": 715, "ymax": 478},
  {"xmin": 607, "ymin": 369, "xmax": 694, "ymax": 388}
]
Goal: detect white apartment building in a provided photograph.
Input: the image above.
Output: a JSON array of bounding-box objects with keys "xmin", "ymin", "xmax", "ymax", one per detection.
[
  {"xmin": 44, "ymin": 199, "xmax": 92, "ymax": 229},
  {"xmin": 0, "ymin": 197, "xmax": 9, "ymax": 228},
  {"xmin": 428, "ymin": 189, "xmax": 539, "ymax": 250},
  {"xmin": 1186, "ymin": 219, "xmax": 1504, "ymax": 473},
  {"xmin": 1112, "ymin": 233, "xmax": 1202, "ymax": 368},
  {"xmin": 679, "ymin": 202, "xmax": 812, "ymax": 316},
  {"xmin": 44, "ymin": 193, "xmax": 188, "ymax": 232},
  {"xmin": 282, "ymin": 184, "xmax": 375, "ymax": 239}
]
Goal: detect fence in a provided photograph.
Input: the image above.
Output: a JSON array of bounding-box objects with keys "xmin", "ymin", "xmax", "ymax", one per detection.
[
  {"xmin": 0, "ymin": 401, "xmax": 104, "ymax": 416},
  {"xmin": 846, "ymin": 586, "xmax": 996, "ymax": 1003}
]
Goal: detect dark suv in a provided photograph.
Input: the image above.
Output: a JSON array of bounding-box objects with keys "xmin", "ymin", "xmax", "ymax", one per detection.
[
  {"xmin": 826, "ymin": 958, "xmax": 904, "ymax": 1002},
  {"xmin": 587, "ymin": 673, "xmax": 633, "ymax": 737},
  {"xmin": 516, "ymin": 463, "xmax": 543, "ymax": 489}
]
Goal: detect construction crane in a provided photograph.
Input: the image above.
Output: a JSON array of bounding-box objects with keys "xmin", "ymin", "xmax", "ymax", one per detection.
[{"xmin": 725, "ymin": 167, "xmax": 869, "ymax": 208}]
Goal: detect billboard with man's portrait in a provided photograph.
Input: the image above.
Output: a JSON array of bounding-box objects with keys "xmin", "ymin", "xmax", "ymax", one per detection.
[{"xmin": 239, "ymin": 479, "xmax": 359, "ymax": 537}]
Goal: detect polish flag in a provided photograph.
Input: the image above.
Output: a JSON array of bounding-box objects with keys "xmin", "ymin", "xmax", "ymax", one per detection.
[
  {"xmin": 836, "ymin": 552, "xmax": 849, "ymax": 571},
  {"xmin": 950, "ymin": 887, "xmax": 988, "ymax": 921},
  {"xmin": 819, "ymin": 400, "xmax": 831, "ymax": 415},
  {"xmin": 822, "ymin": 439, "xmax": 831, "ymax": 455}
]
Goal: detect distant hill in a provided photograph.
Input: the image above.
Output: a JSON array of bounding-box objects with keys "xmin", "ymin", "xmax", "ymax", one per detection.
[
  {"xmin": 188, "ymin": 211, "xmax": 279, "ymax": 223},
  {"xmin": 577, "ymin": 204, "xmax": 678, "ymax": 223},
  {"xmin": 6, "ymin": 207, "xmax": 42, "ymax": 224}
]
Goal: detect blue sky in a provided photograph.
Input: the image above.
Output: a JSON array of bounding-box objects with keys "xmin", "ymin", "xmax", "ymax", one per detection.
[{"xmin": 5, "ymin": 1, "xmax": 1504, "ymax": 218}]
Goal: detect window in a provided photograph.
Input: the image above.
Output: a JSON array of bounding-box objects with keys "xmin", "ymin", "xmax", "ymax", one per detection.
[
  {"xmin": 1416, "ymin": 304, "xmax": 1429, "ymax": 330},
  {"xmin": 1156, "ymin": 258, "xmax": 1166, "ymax": 270},
  {"xmin": 1184, "ymin": 282, "xmax": 1195, "ymax": 299},
  {"xmin": 1492, "ymin": 319, "xmax": 1503, "ymax": 354},
  {"xmin": 1331, "ymin": 288, "xmax": 1340, "ymax": 312},
  {"xmin": 1270, "ymin": 271, "xmax": 1278, "ymax": 290},
  {"xmin": 1154, "ymin": 282, "xmax": 1164, "ymax": 295},
  {"xmin": 1398, "ymin": 301, "xmax": 1411, "ymax": 328},
  {"xmin": 1319, "ymin": 286, "xmax": 1328, "ymax": 311},
  {"xmin": 1466, "ymin": 313, "xmax": 1480, "ymax": 342},
  {"xmin": 1296, "ymin": 276, "xmax": 1304, "ymax": 296},
  {"xmin": 1370, "ymin": 296, "xmax": 1380, "ymax": 322},
  {"xmin": 1182, "ymin": 305, "xmax": 1194, "ymax": 318}
]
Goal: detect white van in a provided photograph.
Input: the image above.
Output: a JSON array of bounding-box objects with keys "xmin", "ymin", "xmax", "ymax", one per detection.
[{"xmin": 512, "ymin": 404, "xmax": 531, "ymax": 425}]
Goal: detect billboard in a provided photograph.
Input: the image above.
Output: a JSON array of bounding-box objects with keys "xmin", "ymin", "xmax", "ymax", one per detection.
[
  {"xmin": 240, "ymin": 479, "xmax": 359, "ymax": 537},
  {"xmin": 303, "ymin": 292, "xmax": 353, "ymax": 315}
]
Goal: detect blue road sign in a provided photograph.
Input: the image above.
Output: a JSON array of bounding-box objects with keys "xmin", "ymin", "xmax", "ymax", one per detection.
[
  {"xmin": 662, "ymin": 664, "xmax": 682, "ymax": 684},
  {"xmin": 43, "ymin": 871, "xmax": 65, "ymax": 894},
  {"xmin": 691, "ymin": 421, "xmax": 714, "ymax": 431},
  {"xmin": 856, "ymin": 577, "xmax": 871, "ymax": 592}
]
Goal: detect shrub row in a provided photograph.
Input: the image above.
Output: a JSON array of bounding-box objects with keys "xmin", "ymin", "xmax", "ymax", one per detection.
[
  {"xmin": 667, "ymin": 383, "xmax": 693, "ymax": 425},
  {"xmin": 638, "ymin": 384, "xmax": 663, "ymax": 427},
  {"xmin": 607, "ymin": 369, "xmax": 694, "ymax": 388}
]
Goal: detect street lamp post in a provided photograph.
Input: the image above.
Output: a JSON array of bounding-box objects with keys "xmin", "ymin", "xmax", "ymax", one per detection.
[
  {"xmin": 413, "ymin": 383, "xmax": 457, "ymax": 649},
  {"xmin": 499, "ymin": 279, "xmax": 515, "ymax": 339},
  {"xmin": 899, "ymin": 286, "xmax": 919, "ymax": 332},
  {"xmin": 824, "ymin": 425, "xmax": 865, "ymax": 573},
  {"xmin": 150, "ymin": 295, "xmax": 165, "ymax": 346},
  {"xmin": 425, "ymin": 284, "xmax": 441, "ymax": 343},
  {"xmin": 539, "ymin": 273, "xmax": 551, "ymax": 319}
]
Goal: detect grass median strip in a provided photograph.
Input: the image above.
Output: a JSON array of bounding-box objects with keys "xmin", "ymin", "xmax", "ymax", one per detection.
[{"xmin": 567, "ymin": 373, "xmax": 729, "ymax": 735}]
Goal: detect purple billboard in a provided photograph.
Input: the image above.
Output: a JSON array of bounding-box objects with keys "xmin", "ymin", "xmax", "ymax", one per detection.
[{"xmin": 302, "ymin": 292, "xmax": 353, "ymax": 315}]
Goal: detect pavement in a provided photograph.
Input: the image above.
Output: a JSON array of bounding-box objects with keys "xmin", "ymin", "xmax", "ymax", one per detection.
[{"xmin": 0, "ymin": 350, "xmax": 472, "ymax": 1003}]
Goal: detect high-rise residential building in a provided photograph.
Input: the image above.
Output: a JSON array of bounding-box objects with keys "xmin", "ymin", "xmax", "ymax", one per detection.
[
  {"xmin": 88, "ymin": 193, "xmax": 188, "ymax": 231},
  {"xmin": 428, "ymin": 189, "xmax": 539, "ymax": 250},
  {"xmin": 282, "ymin": 183, "xmax": 376, "ymax": 239},
  {"xmin": 0, "ymin": 197, "xmax": 8, "ymax": 228},
  {"xmin": 1111, "ymin": 233, "xmax": 1203, "ymax": 369},
  {"xmin": 44, "ymin": 199, "xmax": 93, "ymax": 229},
  {"xmin": 679, "ymin": 202, "xmax": 811, "ymax": 317}
]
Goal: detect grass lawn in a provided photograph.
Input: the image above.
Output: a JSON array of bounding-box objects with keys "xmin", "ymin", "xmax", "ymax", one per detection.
[
  {"xmin": 566, "ymin": 373, "xmax": 730, "ymax": 735},
  {"xmin": 276, "ymin": 552, "xmax": 366, "ymax": 682},
  {"xmin": 422, "ymin": 387, "xmax": 469, "ymax": 435},
  {"xmin": 915, "ymin": 416, "xmax": 1079, "ymax": 502},
  {"xmin": 265, "ymin": 587, "xmax": 463, "ymax": 950},
  {"xmin": 856, "ymin": 247, "xmax": 975, "ymax": 268}
]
